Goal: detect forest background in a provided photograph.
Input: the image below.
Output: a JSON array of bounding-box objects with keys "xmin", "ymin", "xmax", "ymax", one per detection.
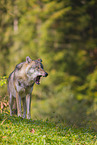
[{"xmin": 0, "ymin": 0, "xmax": 97, "ymax": 129}]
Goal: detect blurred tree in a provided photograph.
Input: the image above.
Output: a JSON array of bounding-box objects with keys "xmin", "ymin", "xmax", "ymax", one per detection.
[
  {"xmin": 0, "ymin": 0, "xmax": 14, "ymax": 95},
  {"xmin": 0, "ymin": 0, "xmax": 13, "ymax": 76},
  {"xmin": 0, "ymin": 0, "xmax": 97, "ymax": 125}
]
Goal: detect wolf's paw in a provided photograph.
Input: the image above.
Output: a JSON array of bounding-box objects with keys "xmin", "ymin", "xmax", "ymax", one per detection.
[
  {"xmin": 27, "ymin": 115, "xmax": 31, "ymax": 119},
  {"xmin": 23, "ymin": 115, "xmax": 26, "ymax": 119},
  {"xmin": 18, "ymin": 114, "xmax": 22, "ymax": 117}
]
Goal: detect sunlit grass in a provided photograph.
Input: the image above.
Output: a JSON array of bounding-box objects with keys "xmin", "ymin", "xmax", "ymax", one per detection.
[{"xmin": 0, "ymin": 113, "xmax": 97, "ymax": 144}]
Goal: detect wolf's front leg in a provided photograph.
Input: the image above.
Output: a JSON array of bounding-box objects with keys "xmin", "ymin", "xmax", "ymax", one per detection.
[
  {"xmin": 26, "ymin": 94, "xmax": 31, "ymax": 119},
  {"xmin": 16, "ymin": 92, "xmax": 22, "ymax": 117},
  {"xmin": 22, "ymin": 97, "xmax": 26, "ymax": 118}
]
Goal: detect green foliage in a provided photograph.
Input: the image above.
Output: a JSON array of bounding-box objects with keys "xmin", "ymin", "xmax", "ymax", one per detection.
[
  {"xmin": 0, "ymin": 0, "xmax": 97, "ymax": 129},
  {"xmin": 0, "ymin": 113, "xmax": 97, "ymax": 145},
  {"xmin": 0, "ymin": 76, "xmax": 7, "ymax": 87}
]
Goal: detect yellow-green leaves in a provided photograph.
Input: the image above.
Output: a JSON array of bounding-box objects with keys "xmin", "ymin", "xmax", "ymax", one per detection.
[{"xmin": 0, "ymin": 76, "xmax": 7, "ymax": 87}]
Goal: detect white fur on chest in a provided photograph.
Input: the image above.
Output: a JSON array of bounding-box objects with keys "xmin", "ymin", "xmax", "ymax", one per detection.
[{"xmin": 16, "ymin": 85, "xmax": 33, "ymax": 98}]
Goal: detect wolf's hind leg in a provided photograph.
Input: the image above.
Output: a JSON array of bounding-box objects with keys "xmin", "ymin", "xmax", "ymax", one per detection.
[
  {"xmin": 12, "ymin": 98, "xmax": 17, "ymax": 115},
  {"xmin": 9, "ymin": 93, "xmax": 13, "ymax": 116}
]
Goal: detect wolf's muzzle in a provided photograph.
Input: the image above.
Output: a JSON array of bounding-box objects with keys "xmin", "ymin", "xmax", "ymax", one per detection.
[{"xmin": 43, "ymin": 72, "xmax": 48, "ymax": 77}]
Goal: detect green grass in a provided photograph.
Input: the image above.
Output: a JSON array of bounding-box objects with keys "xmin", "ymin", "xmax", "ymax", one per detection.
[{"xmin": 0, "ymin": 113, "xmax": 97, "ymax": 145}]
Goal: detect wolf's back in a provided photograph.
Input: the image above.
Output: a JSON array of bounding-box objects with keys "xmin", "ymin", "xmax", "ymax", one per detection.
[{"xmin": 8, "ymin": 71, "xmax": 16, "ymax": 97}]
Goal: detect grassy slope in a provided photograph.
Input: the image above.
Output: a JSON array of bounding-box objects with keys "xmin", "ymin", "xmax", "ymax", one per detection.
[{"xmin": 0, "ymin": 113, "xmax": 97, "ymax": 145}]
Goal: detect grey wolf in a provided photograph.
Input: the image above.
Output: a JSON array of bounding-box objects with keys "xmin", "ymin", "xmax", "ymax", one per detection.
[{"xmin": 8, "ymin": 56, "xmax": 48, "ymax": 119}]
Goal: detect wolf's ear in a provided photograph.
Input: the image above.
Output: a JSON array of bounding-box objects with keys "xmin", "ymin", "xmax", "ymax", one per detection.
[
  {"xmin": 26, "ymin": 56, "xmax": 32, "ymax": 63},
  {"xmin": 37, "ymin": 58, "xmax": 42, "ymax": 62},
  {"xmin": 15, "ymin": 63, "xmax": 24, "ymax": 70}
]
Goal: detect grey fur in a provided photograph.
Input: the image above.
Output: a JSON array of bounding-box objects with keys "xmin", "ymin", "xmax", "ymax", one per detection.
[{"xmin": 8, "ymin": 56, "xmax": 48, "ymax": 119}]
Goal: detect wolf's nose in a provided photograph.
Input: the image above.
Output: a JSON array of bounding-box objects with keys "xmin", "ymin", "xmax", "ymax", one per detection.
[{"xmin": 45, "ymin": 72, "xmax": 48, "ymax": 77}]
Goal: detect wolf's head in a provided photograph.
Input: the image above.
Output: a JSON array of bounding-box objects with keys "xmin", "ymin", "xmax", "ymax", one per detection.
[{"xmin": 25, "ymin": 56, "xmax": 48, "ymax": 85}]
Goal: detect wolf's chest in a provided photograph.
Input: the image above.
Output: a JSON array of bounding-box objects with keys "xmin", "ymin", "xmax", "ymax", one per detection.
[{"xmin": 17, "ymin": 82, "xmax": 33, "ymax": 97}]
